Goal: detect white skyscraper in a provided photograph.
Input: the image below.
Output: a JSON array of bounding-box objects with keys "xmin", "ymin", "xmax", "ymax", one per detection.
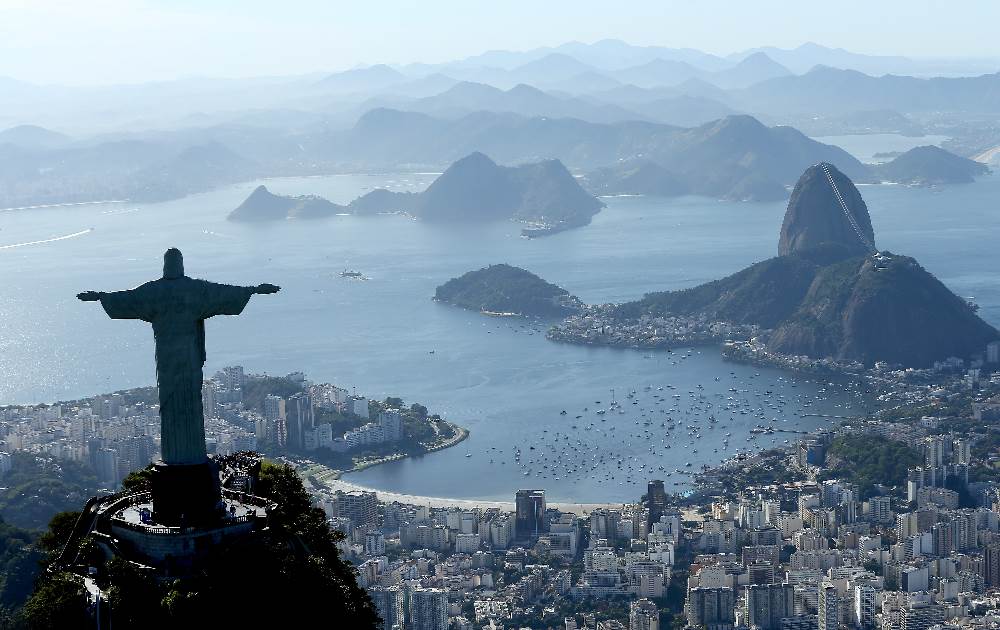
[{"xmin": 379, "ymin": 410, "xmax": 403, "ymax": 442}]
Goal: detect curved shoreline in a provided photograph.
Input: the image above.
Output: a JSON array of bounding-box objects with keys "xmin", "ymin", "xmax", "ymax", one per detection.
[
  {"xmin": 296, "ymin": 420, "xmax": 470, "ymax": 480},
  {"xmin": 311, "ymin": 474, "xmax": 627, "ymax": 516},
  {"xmin": 295, "ymin": 423, "xmax": 631, "ymax": 515},
  {"xmin": 344, "ymin": 423, "xmax": 470, "ymax": 477}
]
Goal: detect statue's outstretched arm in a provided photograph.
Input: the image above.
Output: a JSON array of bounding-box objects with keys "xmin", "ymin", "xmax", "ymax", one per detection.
[
  {"xmin": 80, "ymin": 286, "xmax": 154, "ymax": 320},
  {"xmin": 196, "ymin": 280, "xmax": 280, "ymax": 319}
]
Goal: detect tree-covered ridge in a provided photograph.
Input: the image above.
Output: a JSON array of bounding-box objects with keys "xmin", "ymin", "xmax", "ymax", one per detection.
[
  {"xmin": 435, "ymin": 263, "xmax": 584, "ymax": 317},
  {"xmin": 609, "ymin": 244, "xmax": 999, "ymax": 367},
  {"xmin": 0, "ymin": 517, "xmax": 42, "ymax": 621},
  {"xmin": 613, "ymin": 249, "xmax": 832, "ymax": 328},
  {"xmin": 817, "ymin": 434, "xmax": 923, "ymax": 498},
  {"xmin": 21, "ymin": 461, "xmax": 380, "ymax": 629},
  {"xmin": 767, "ymin": 252, "xmax": 1000, "ymax": 367},
  {"xmin": 0, "ymin": 452, "xmax": 99, "ymax": 531}
]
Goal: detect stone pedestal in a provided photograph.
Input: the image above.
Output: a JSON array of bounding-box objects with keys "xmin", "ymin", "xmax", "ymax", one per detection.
[{"xmin": 151, "ymin": 459, "xmax": 222, "ymax": 526}]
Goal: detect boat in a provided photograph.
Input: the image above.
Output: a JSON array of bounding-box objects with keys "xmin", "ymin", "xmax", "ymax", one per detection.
[{"xmin": 340, "ymin": 269, "xmax": 367, "ymax": 280}]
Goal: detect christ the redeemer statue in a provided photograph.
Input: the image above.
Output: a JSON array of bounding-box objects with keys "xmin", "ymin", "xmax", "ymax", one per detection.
[
  {"xmin": 78, "ymin": 248, "xmax": 279, "ymax": 465},
  {"xmin": 78, "ymin": 248, "xmax": 278, "ymax": 524}
]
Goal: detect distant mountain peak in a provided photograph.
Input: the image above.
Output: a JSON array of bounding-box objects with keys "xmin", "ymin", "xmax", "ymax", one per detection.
[
  {"xmin": 736, "ymin": 51, "xmax": 788, "ymax": 70},
  {"xmin": 508, "ymin": 83, "xmax": 546, "ymax": 95},
  {"xmin": 0, "ymin": 124, "xmax": 71, "ymax": 150},
  {"xmin": 357, "ymin": 63, "xmax": 401, "ymax": 75},
  {"xmin": 521, "ymin": 52, "xmax": 587, "ymax": 65},
  {"xmin": 318, "ymin": 64, "xmax": 405, "ymax": 91},
  {"xmin": 804, "ymin": 64, "xmax": 865, "ymax": 77},
  {"xmin": 740, "ymin": 51, "xmax": 776, "ymax": 63},
  {"xmin": 705, "ymin": 114, "xmax": 769, "ymax": 134},
  {"xmin": 796, "ymin": 42, "xmax": 833, "ymax": 52},
  {"xmin": 512, "ymin": 53, "xmax": 594, "ymax": 74},
  {"xmin": 446, "ymin": 81, "xmax": 504, "ymax": 96},
  {"xmin": 453, "ymin": 151, "xmax": 496, "ymax": 167}
]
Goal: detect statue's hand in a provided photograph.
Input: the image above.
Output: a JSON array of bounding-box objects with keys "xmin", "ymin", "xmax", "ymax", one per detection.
[
  {"xmin": 77, "ymin": 291, "xmax": 103, "ymax": 302},
  {"xmin": 255, "ymin": 283, "xmax": 281, "ymax": 295}
]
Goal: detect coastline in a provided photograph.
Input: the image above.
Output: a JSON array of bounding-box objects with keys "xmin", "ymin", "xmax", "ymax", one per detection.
[
  {"xmin": 307, "ymin": 472, "xmax": 629, "ymax": 516},
  {"xmin": 349, "ymin": 423, "xmax": 470, "ymax": 476},
  {"xmin": 293, "ymin": 421, "xmax": 640, "ymax": 515},
  {"xmin": 296, "ymin": 420, "xmax": 470, "ymax": 480},
  {"xmin": 296, "ymin": 424, "xmax": 712, "ymax": 516}
]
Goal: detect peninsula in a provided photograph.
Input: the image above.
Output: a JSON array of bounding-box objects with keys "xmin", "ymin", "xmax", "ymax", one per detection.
[{"xmin": 548, "ymin": 163, "xmax": 1000, "ymax": 368}]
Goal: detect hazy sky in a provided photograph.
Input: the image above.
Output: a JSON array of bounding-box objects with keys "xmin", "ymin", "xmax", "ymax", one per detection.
[{"xmin": 2, "ymin": 0, "xmax": 998, "ymax": 85}]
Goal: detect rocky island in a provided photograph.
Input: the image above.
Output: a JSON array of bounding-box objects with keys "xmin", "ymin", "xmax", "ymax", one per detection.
[
  {"xmin": 355, "ymin": 152, "xmax": 604, "ymax": 235},
  {"xmin": 230, "ymin": 153, "xmax": 604, "ymax": 236},
  {"xmin": 435, "ymin": 264, "xmax": 584, "ymax": 317},
  {"xmin": 875, "ymin": 145, "xmax": 990, "ymax": 185},
  {"xmin": 228, "ymin": 185, "xmax": 345, "ymax": 221},
  {"xmin": 548, "ymin": 163, "xmax": 1000, "ymax": 368}
]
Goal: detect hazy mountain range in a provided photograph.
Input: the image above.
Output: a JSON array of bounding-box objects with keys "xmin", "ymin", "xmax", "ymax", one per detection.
[
  {"xmin": 404, "ymin": 39, "xmax": 998, "ymax": 79},
  {"xmin": 2, "ymin": 39, "xmax": 998, "ymax": 209},
  {"xmin": 3, "ymin": 106, "xmax": 989, "ymax": 210},
  {"xmin": 2, "ymin": 39, "xmax": 998, "ymax": 134}
]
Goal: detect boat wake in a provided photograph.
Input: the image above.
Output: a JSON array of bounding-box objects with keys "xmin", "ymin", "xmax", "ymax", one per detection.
[
  {"xmin": 0, "ymin": 228, "xmax": 94, "ymax": 250},
  {"xmin": 202, "ymin": 230, "xmax": 236, "ymax": 240},
  {"xmin": 0, "ymin": 200, "xmax": 125, "ymax": 213}
]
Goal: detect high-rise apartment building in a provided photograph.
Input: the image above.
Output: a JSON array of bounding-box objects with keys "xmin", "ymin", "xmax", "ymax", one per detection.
[{"xmin": 515, "ymin": 489, "xmax": 547, "ymax": 539}]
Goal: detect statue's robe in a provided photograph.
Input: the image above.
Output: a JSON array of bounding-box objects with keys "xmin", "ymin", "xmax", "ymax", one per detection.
[{"xmin": 99, "ymin": 277, "xmax": 254, "ymax": 465}]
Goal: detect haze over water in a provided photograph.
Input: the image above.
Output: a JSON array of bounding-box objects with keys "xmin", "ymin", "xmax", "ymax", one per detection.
[{"xmin": 2, "ymin": 143, "xmax": 998, "ymax": 502}]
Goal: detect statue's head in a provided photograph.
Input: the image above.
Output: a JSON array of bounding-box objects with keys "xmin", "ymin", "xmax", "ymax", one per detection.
[{"xmin": 163, "ymin": 248, "xmax": 185, "ymax": 279}]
